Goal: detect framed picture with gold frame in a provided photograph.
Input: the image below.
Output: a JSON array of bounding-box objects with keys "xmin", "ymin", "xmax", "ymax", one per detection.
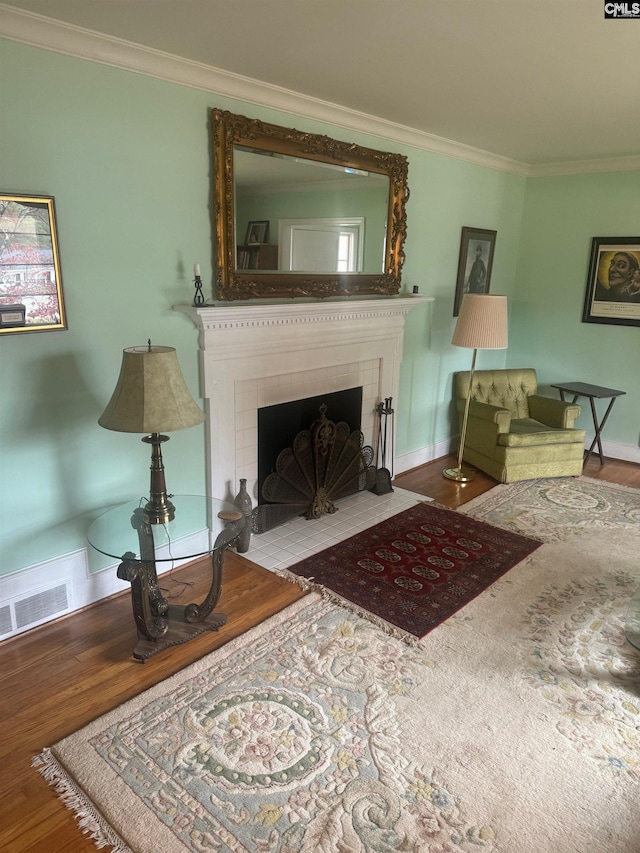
[
  {"xmin": 582, "ymin": 236, "xmax": 640, "ymax": 327},
  {"xmin": 0, "ymin": 193, "xmax": 67, "ymax": 335}
]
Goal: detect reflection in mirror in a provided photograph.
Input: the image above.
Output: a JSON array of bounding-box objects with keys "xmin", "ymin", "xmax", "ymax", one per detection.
[
  {"xmin": 234, "ymin": 148, "xmax": 389, "ymax": 274},
  {"xmin": 212, "ymin": 109, "xmax": 409, "ymax": 300},
  {"xmin": 278, "ymin": 218, "xmax": 365, "ymax": 273}
]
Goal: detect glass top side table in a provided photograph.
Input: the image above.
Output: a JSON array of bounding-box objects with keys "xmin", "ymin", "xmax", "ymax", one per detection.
[{"xmin": 88, "ymin": 495, "xmax": 244, "ymax": 661}]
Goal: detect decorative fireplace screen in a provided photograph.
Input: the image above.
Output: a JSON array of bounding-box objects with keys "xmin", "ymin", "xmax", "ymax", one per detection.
[{"xmin": 252, "ymin": 404, "xmax": 375, "ymax": 534}]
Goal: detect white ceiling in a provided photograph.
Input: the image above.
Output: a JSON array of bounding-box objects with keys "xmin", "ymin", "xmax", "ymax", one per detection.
[{"xmin": 2, "ymin": 0, "xmax": 639, "ymax": 168}]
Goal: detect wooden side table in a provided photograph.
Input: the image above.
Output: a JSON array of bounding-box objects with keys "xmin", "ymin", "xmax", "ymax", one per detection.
[{"xmin": 551, "ymin": 381, "xmax": 626, "ymax": 467}]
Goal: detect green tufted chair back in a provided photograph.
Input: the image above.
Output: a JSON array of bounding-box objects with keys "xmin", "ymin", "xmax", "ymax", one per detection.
[{"xmin": 455, "ymin": 368, "xmax": 539, "ymax": 419}]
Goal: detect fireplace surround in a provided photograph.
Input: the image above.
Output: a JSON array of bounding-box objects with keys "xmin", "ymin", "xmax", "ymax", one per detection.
[{"xmin": 175, "ymin": 296, "xmax": 431, "ymax": 504}]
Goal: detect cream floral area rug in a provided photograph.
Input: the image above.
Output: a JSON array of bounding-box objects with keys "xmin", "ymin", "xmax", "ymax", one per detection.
[{"xmin": 35, "ymin": 477, "xmax": 640, "ymax": 853}]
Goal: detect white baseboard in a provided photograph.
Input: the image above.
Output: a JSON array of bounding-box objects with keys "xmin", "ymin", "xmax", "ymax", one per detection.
[
  {"xmin": 585, "ymin": 435, "xmax": 640, "ymax": 464},
  {"xmin": 0, "ymin": 549, "xmax": 123, "ymax": 641},
  {"xmin": 395, "ymin": 438, "xmax": 454, "ymax": 475}
]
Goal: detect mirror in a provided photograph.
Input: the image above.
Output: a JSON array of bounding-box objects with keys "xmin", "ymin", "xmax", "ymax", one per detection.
[{"xmin": 211, "ymin": 108, "xmax": 409, "ymax": 300}]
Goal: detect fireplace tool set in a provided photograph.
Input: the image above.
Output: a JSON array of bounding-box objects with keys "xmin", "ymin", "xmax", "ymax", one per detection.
[{"xmin": 371, "ymin": 397, "xmax": 395, "ymax": 495}]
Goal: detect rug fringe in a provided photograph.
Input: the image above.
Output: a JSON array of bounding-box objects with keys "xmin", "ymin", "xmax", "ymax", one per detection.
[
  {"xmin": 33, "ymin": 749, "xmax": 133, "ymax": 852},
  {"xmin": 272, "ymin": 565, "xmax": 420, "ymax": 645},
  {"xmin": 272, "ymin": 565, "xmax": 317, "ymax": 593}
]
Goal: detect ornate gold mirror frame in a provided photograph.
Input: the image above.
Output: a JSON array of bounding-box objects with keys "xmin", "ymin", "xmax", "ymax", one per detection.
[{"xmin": 211, "ymin": 108, "xmax": 409, "ymax": 301}]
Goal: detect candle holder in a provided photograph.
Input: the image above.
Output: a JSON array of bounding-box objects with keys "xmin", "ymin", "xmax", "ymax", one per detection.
[{"xmin": 193, "ymin": 274, "xmax": 205, "ymax": 306}]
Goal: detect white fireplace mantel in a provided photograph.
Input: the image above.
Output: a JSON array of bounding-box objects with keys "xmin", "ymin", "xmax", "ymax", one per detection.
[{"xmin": 175, "ymin": 296, "xmax": 432, "ymax": 501}]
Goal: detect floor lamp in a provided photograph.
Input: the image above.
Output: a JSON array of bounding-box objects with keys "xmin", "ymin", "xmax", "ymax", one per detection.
[{"xmin": 443, "ymin": 294, "xmax": 508, "ymax": 482}]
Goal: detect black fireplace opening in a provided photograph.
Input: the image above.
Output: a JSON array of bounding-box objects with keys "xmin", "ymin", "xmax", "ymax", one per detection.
[{"xmin": 257, "ymin": 387, "xmax": 363, "ymax": 504}]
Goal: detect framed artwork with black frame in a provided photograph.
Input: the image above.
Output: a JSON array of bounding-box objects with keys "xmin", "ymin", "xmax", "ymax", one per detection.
[
  {"xmin": 453, "ymin": 227, "xmax": 497, "ymax": 316},
  {"xmin": 244, "ymin": 220, "xmax": 269, "ymax": 244},
  {"xmin": 0, "ymin": 192, "xmax": 67, "ymax": 335},
  {"xmin": 582, "ymin": 236, "xmax": 640, "ymax": 327}
]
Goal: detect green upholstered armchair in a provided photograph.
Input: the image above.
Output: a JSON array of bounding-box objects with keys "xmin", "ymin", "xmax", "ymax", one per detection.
[{"xmin": 453, "ymin": 368, "xmax": 586, "ymax": 483}]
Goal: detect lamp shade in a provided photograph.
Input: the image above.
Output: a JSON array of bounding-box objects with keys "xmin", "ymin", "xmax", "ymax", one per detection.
[
  {"xmin": 98, "ymin": 345, "xmax": 205, "ymax": 433},
  {"xmin": 452, "ymin": 294, "xmax": 508, "ymax": 350}
]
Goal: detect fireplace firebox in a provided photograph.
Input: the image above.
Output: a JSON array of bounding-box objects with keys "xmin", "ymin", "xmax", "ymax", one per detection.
[
  {"xmin": 257, "ymin": 387, "xmax": 363, "ymax": 504},
  {"xmin": 254, "ymin": 389, "xmax": 375, "ymax": 533}
]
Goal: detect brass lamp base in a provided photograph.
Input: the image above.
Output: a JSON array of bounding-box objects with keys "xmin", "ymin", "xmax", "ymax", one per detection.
[
  {"xmin": 443, "ymin": 465, "xmax": 476, "ymax": 482},
  {"xmin": 143, "ymin": 496, "xmax": 176, "ymax": 525},
  {"xmin": 142, "ymin": 432, "xmax": 176, "ymax": 525}
]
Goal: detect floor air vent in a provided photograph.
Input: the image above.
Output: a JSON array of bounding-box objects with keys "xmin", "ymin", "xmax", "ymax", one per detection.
[
  {"xmin": 15, "ymin": 583, "xmax": 70, "ymax": 629},
  {"xmin": 0, "ymin": 605, "xmax": 12, "ymax": 638},
  {"xmin": 1, "ymin": 580, "xmax": 72, "ymax": 639}
]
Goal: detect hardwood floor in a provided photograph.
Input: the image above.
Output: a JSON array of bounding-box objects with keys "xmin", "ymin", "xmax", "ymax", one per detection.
[
  {"xmin": 393, "ymin": 452, "xmax": 640, "ymax": 505},
  {"xmin": 1, "ymin": 454, "xmax": 638, "ymax": 852}
]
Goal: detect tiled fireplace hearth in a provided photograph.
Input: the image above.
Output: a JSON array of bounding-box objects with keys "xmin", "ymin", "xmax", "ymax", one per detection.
[{"xmin": 176, "ymin": 297, "xmax": 430, "ymax": 504}]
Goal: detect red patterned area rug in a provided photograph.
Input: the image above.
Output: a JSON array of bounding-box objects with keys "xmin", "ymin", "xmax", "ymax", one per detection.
[{"xmin": 285, "ymin": 501, "xmax": 542, "ymax": 639}]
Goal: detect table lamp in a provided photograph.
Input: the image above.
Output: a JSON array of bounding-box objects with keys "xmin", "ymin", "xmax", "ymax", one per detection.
[
  {"xmin": 443, "ymin": 294, "xmax": 508, "ymax": 482},
  {"xmin": 98, "ymin": 341, "xmax": 205, "ymax": 524}
]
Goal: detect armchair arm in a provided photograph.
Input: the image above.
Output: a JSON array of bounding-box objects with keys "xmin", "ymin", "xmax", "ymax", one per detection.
[
  {"xmin": 528, "ymin": 395, "xmax": 581, "ymax": 429},
  {"xmin": 457, "ymin": 399, "xmax": 512, "ymax": 433}
]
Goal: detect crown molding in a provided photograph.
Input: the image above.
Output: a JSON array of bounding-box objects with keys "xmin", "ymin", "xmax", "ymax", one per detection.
[
  {"xmin": 1, "ymin": 4, "xmax": 637, "ymax": 179},
  {"xmin": 0, "ymin": 4, "xmax": 530, "ymax": 176},
  {"xmin": 528, "ymin": 155, "xmax": 640, "ymax": 178}
]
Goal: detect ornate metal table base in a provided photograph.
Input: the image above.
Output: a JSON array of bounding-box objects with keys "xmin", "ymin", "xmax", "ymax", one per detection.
[
  {"xmin": 123, "ymin": 604, "xmax": 227, "ymax": 662},
  {"xmin": 116, "ymin": 507, "xmax": 234, "ymax": 662}
]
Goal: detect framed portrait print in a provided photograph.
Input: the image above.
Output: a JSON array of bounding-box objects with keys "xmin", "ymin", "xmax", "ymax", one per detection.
[
  {"xmin": 0, "ymin": 193, "xmax": 67, "ymax": 335},
  {"xmin": 582, "ymin": 237, "xmax": 640, "ymax": 327},
  {"xmin": 453, "ymin": 227, "xmax": 497, "ymax": 316},
  {"xmin": 244, "ymin": 220, "xmax": 269, "ymax": 244}
]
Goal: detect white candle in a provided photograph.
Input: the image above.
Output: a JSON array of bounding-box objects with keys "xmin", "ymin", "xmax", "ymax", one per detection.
[{"xmin": 194, "ymin": 263, "xmax": 201, "ymax": 277}]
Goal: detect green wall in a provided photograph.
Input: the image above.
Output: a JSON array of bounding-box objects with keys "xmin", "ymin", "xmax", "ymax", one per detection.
[
  {"xmin": 0, "ymin": 38, "xmax": 636, "ymax": 583},
  {"xmin": 397, "ymin": 153, "xmax": 525, "ymax": 454},
  {"xmin": 513, "ymin": 171, "xmax": 640, "ymax": 444}
]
